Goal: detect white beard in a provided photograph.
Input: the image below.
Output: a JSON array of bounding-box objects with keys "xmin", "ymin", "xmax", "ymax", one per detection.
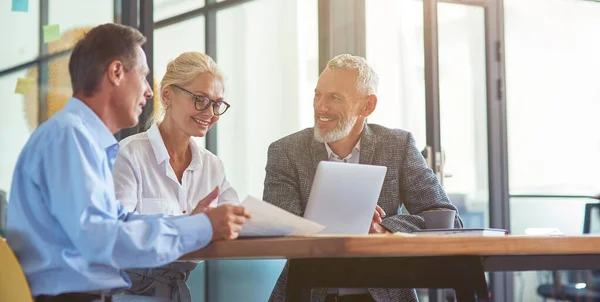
[{"xmin": 314, "ymin": 115, "xmax": 358, "ymax": 143}]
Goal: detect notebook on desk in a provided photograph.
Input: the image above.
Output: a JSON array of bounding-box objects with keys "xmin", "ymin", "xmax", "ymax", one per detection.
[{"xmin": 413, "ymin": 228, "xmax": 508, "ymax": 236}]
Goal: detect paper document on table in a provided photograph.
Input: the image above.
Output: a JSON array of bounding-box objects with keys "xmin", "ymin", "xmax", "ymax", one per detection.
[{"xmin": 239, "ymin": 196, "xmax": 324, "ymax": 237}]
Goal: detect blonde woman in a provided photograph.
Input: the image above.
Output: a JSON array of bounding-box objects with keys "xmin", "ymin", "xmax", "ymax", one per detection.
[{"xmin": 112, "ymin": 52, "xmax": 238, "ymax": 301}]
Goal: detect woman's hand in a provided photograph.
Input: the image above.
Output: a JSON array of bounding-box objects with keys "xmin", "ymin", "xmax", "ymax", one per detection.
[{"xmin": 191, "ymin": 187, "xmax": 220, "ymax": 215}]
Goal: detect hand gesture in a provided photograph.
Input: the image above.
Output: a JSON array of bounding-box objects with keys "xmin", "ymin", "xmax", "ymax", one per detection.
[
  {"xmin": 191, "ymin": 187, "xmax": 220, "ymax": 215},
  {"xmin": 205, "ymin": 204, "xmax": 252, "ymax": 241}
]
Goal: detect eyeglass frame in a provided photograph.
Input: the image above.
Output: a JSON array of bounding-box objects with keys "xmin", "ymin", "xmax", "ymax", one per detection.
[{"xmin": 171, "ymin": 84, "xmax": 231, "ymax": 116}]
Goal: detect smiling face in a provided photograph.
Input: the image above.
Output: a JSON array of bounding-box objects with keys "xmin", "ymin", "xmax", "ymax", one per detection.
[
  {"xmin": 162, "ymin": 73, "xmax": 224, "ymax": 138},
  {"xmin": 313, "ymin": 67, "xmax": 367, "ymax": 143}
]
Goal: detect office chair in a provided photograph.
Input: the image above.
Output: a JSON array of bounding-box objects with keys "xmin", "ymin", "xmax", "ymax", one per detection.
[
  {"xmin": 537, "ymin": 202, "xmax": 600, "ymax": 301},
  {"xmin": 0, "ymin": 238, "xmax": 33, "ymax": 302}
]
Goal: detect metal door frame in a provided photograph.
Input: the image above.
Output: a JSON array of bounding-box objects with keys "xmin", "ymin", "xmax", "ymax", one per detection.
[{"xmin": 423, "ymin": 0, "xmax": 511, "ymax": 301}]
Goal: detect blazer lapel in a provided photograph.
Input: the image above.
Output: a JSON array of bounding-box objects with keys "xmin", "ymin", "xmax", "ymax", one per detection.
[
  {"xmin": 311, "ymin": 137, "xmax": 329, "ymax": 172},
  {"xmin": 359, "ymin": 124, "xmax": 378, "ymax": 165}
]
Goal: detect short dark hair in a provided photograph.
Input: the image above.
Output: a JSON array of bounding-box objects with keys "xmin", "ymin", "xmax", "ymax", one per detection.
[{"xmin": 68, "ymin": 23, "xmax": 146, "ymax": 97}]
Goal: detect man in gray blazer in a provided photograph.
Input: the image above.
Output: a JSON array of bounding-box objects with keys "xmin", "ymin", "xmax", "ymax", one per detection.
[{"xmin": 263, "ymin": 54, "xmax": 462, "ymax": 302}]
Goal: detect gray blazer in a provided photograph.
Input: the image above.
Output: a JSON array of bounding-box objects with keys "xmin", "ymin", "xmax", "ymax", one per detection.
[{"xmin": 263, "ymin": 124, "xmax": 462, "ymax": 302}]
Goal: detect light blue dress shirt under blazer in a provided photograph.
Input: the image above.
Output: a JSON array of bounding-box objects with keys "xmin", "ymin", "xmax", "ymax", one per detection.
[{"xmin": 7, "ymin": 98, "xmax": 214, "ymax": 297}]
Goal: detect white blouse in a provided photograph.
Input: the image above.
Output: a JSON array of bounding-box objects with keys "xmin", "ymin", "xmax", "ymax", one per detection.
[{"xmin": 113, "ymin": 123, "xmax": 239, "ymax": 215}]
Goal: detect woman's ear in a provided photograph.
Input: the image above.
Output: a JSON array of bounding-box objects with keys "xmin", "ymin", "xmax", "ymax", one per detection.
[
  {"xmin": 361, "ymin": 94, "xmax": 378, "ymax": 117},
  {"xmin": 161, "ymin": 87, "xmax": 172, "ymax": 109}
]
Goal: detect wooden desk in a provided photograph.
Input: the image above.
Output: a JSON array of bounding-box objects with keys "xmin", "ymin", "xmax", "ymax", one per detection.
[
  {"xmin": 185, "ymin": 235, "xmax": 600, "ymax": 302},
  {"xmin": 186, "ymin": 235, "xmax": 600, "ymax": 259}
]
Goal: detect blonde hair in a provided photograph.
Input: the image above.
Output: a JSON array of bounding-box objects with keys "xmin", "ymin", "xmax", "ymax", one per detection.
[
  {"xmin": 148, "ymin": 52, "xmax": 224, "ymax": 128},
  {"xmin": 326, "ymin": 54, "xmax": 379, "ymax": 95}
]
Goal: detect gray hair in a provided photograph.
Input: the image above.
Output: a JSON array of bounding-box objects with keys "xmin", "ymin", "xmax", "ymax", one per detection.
[{"xmin": 325, "ymin": 54, "xmax": 379, "ymax": 94}]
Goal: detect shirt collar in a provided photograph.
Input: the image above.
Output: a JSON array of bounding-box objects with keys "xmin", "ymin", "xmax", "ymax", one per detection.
[
  {"xmin": 147, "ymin": 122, "xmax": 203, "ymax": 169},
  {"xmin": 147, "ymin": 122, "xmax": 170, "ymax": 165},
  {"xmin": 63, "ymin": 97, "xmax": 118, "ymax": 151},
  {"xmin": 324, "ymin": 139, "xmax": 361, "ymax": 161}
]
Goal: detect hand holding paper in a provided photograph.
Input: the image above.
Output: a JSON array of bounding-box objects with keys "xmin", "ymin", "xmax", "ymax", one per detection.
[
  {"xmin": 205, "ymin": 204, "xmax": 251, "ymax": 241},
  {"xmin": 239, "ymin": 196, "xmax": 324, "ymax": 237}
]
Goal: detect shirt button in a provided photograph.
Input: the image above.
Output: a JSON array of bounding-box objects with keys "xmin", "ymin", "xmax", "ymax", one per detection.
[
  {"xmin": 343, "ymin": 159, "xmax": 348, "ymax": 163},
  {"xmin": 182, "ymin": 210, "xmax": 187, "ymax": 214}
]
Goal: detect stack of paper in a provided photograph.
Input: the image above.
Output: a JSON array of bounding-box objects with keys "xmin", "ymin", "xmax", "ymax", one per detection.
[{"xmin": 239, "ymin": 196, "xmax": 324, "ymax": 237}]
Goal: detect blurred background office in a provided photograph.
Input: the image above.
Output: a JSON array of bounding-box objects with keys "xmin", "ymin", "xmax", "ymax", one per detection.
[{"xmin": 1, "ymin": 0, "xmax": 599, "ymax": 301}]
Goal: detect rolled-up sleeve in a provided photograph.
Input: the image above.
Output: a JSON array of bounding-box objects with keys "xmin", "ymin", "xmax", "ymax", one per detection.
[{"xmin": 43, "ymin": 127, "xmax": 213, "ymax": 269}]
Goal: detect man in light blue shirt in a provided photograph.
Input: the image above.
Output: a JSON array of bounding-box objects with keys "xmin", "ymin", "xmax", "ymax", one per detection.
[{"xmin": 7, "ymin": 23, "xmax": 250, "ymax": 302}]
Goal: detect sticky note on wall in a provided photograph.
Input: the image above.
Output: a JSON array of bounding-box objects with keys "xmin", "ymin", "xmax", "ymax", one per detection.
[
  {"xmin": 43, "ymin": 24, "xmax": 60, "ymax": 43},
  {"xmin": 15, "ymin": 78, "xmax": 35, "ymax": 96},
  {"xmin": 12, "ymin": 0, "xmax": 29, "ymax": 12}
]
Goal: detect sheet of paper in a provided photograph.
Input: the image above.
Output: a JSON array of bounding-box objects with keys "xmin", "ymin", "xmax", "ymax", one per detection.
[
  {"xmin": 12, "ymin": 0, "xmax": 28, "ymax": 12},
  {"xmin": 14, "ymin": 77, "xmax": 35, "ymax": 95},
  {"xmin": 43, "ymin": 24, "xmax": 60, "ymax": 43},
  {"xmin": 239, "ymin": 196, "xmax": 324, "ymax": 237}
]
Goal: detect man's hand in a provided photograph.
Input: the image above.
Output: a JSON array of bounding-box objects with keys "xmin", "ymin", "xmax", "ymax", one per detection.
[
  {"xmin": 369, "ymin": 205, "xmax": 390, "ymax": 234},
  {"xmin": 205, "ymin": 205, "xmax": 252, "ymax": 241},
  {"xmin": 191, "ymin": 187, "xmax": 220, "ymax": 215}
]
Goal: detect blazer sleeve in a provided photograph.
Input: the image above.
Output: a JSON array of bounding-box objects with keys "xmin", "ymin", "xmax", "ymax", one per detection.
[
  {"xmin": 262, "ymin": 142, "xmax": 303, "ymax": 216},
  {"xmin": 380, "ymin": 133, "xmax": 463, "ymax": 233}
]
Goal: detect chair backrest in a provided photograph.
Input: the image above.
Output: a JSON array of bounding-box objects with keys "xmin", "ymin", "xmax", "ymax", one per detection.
[{"xmin": 0, "ymin": 238, "xmax": 32, "ymax": 302}]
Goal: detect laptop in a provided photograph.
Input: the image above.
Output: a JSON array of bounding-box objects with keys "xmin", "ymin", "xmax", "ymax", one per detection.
[{"xmin": 303, "ymin": 161, "xmax": 387, "ymax": 234}]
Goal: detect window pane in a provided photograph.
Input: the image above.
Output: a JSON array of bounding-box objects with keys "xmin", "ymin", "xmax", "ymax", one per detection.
[
  {"xmin": 216, "ymin": 0, "xmax": 318, "ymax": 199},
  {"xmin": 49, "ymin": 0, "xmax": 113, "ymax": 35},
  {"xmin": 505, "ymin": 1, "xmax": 600, "ymax": 301},
  {"xmin": 154, "ymin": 16, "xmax": 206, "ymax": 148},
  {"xmin": 506, "ymin": 0, "xmax": 600, "ymax": 196},
  {"xmin": 0, "ymin": 70, "xmax": 39, "ymax": 197},
  {"xmin": 438, "ymin": 3, "xmax": 488, "ymax": 228},
  {"xmin": 0, "ymin": 0, "xmax": 40, "ymax": 70},
  {"xmin": 154, "ymin": 0, "xmax": 205, "ymax": 22},
  {"xmin": 1, "ymin": 1, "xmax": 114, "ymax": 199},
  {"xmin": 45, "ymin": 1, "xmax": 114, "ymax": 119},
  {"xmin": 366, "ymin": 0, "xmax": 426, "ymax": 150},
  {"xmin": 212, "ymin": 0, "xmax": 318, "ymax": 301}
]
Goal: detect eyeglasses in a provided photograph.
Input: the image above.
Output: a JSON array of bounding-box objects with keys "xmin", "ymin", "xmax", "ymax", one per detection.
[{"xmin": 171, "ymin": 84, "xmax": 231, "ymax": 116}]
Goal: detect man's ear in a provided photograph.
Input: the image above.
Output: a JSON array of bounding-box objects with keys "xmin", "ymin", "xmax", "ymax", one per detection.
[
  {"xmin": 361, "ymin": 94, "xmax": 378, "ymax": 117},
  {"xmin": 107, "ymin": 60, "xmax": 125, "ymax": 86}
]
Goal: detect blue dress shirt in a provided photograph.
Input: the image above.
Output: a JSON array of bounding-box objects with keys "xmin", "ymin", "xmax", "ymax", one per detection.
[{"xmin": 7, "ymin": 98, "xmax": 213, "ymax": 296}]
